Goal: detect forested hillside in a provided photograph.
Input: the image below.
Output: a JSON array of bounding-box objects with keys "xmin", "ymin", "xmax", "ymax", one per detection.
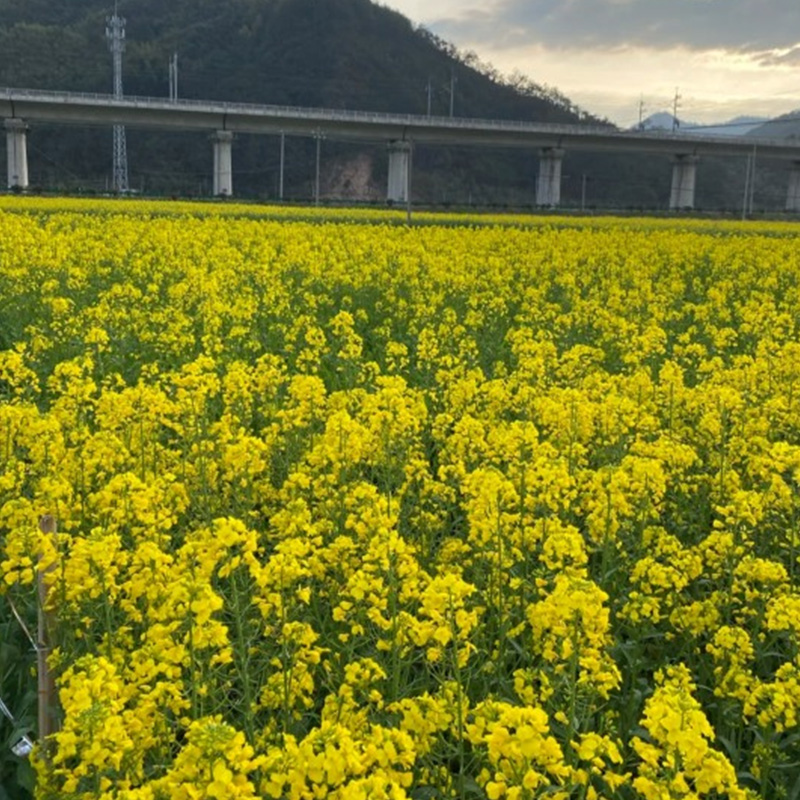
[{"xmin": 0, "ymin": 0, "xmax": 775, "ymax": 208}]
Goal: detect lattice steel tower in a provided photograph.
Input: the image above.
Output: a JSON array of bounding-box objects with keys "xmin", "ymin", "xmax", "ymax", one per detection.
[{"xmin": 106, "ymin": 2, "xmax": 129, "ymax": 192}]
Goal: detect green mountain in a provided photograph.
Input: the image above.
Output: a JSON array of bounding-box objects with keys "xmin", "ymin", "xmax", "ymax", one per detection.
[
  {"xmin": 0, "ymin": 0, "xmax": 773, "ymax": 209},
  {"xmin": 0, "ymin": 0, "xmax": 593, "ymax": 117}
]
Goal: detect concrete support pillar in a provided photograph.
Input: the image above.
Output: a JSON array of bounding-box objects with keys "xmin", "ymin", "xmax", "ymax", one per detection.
[
  {"xmin": 387, "ymin": 140, "xmax": 411, "ymax": 204},
  {"xmin": 212, "ymin": 130, "xmax": 234, "ymax": 197},
  {"xmin": 670, "ymin": 155, "xmax": 698, "ymax": 210},
  {"xmin": 536, "ymin": 148, "xmax": 564, "ymax": 207},
  {"xmin": 786, "ymin": 162, "xmax": 800, "ymax": 212},
  {"xmin": 5, "ymin": 119, "xmax": 29, "ymax": 190}
]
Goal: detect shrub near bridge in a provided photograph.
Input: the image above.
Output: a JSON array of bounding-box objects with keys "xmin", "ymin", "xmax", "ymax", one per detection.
[{"xmin": 1, "ymin": 199, "xmax": 800, "ymax": 799}]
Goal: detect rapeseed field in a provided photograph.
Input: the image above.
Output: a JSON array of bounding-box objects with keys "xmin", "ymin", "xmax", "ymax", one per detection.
[{"xmin": 1, "ymin": 197, "xmax": 799, "ymax": 799}]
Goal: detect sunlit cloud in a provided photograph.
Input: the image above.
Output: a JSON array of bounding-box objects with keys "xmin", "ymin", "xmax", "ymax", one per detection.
[{"xmin": 380, "ymin": 0, "xmax": 800, "ymax": 124}]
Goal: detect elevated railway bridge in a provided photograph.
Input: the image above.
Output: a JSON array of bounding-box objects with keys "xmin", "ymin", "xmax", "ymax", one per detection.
[{"xmin": 3, "ymin": 87, "xmax": 800, "ymax": 209}]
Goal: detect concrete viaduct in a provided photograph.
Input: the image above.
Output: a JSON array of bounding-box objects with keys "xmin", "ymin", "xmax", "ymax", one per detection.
[{"xmin": 3, "ymin": 87, "xmax": 800, "ymax": 210}]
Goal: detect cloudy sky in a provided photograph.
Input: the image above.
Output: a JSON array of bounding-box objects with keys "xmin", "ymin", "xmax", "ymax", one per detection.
[{"xmin": 381, "ymin": 0, "xmax": 800, "ymax": 126}]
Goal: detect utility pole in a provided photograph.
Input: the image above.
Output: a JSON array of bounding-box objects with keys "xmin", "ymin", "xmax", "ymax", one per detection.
[
  {"xmin": 672, "ymin": 87, "xmax": 681, "ymax": 132},
  {"xmin": 742, "ymin": 145, "xmax": 757, "ymax": 219},
  {"xmin": 106, "ymin": 2, "xmax": 129, "ymax": 193},
  {"xmin": 448, "ymin": 68, "xmax": 457, "ymax": 117},
  {"xmin": 638, "ymin": 95, "xmax": 646, "ymax": 130},
  {"xmin": 168, "ymin": 52, "xmax": 178, "ymax": 102},
  {"xmin": 406, "ymin": 141, "xmax": 413, "ymax": 225},
  {"xmin": 279, "ymin": 132, "xmax": 285, "ymax": 200},
  {"xmin": 742, "ymin": 153, "xmax": 752, "ymax": 220},
  {"xmin": 426, "ymin": 77, "xmax": 433, "ymax": 117},
  {"xmin": 314, "ymin": 131, "xmax": 322, "ymax": 206}
]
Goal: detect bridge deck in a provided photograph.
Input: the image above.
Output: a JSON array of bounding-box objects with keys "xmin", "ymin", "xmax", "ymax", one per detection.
[{"xmin": 3, "ymin": 87, "xmax": 799, "ymax": 159}]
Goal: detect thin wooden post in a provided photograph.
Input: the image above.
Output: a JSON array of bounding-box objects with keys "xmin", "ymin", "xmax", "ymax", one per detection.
[{"xmin": 37, "ymin": 514, "xmax": 58, "ymax": 756}]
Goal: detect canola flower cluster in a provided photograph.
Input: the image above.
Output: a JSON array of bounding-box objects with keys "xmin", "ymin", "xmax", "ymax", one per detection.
[{"xmin": 1, "ymin": 197, "xmax": 800, "ymax": 799}]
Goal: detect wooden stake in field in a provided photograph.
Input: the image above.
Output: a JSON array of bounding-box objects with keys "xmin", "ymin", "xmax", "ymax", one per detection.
[{"xmin": 37, "ymin": 514, "xmax": 58, "ymax": 757}]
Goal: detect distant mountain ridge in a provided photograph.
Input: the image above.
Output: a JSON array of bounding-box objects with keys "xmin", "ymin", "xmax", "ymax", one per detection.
[
  {"xmin": 633, "ymin": 112, "xmax": 769, "ymax": 137},
  {"xmin": 748, "ymin": 111, "xmax": 800, "ymax": 140},
  {"xmin": 695, "ymin": 116, "xmax": 769, "ymax": 137}
]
